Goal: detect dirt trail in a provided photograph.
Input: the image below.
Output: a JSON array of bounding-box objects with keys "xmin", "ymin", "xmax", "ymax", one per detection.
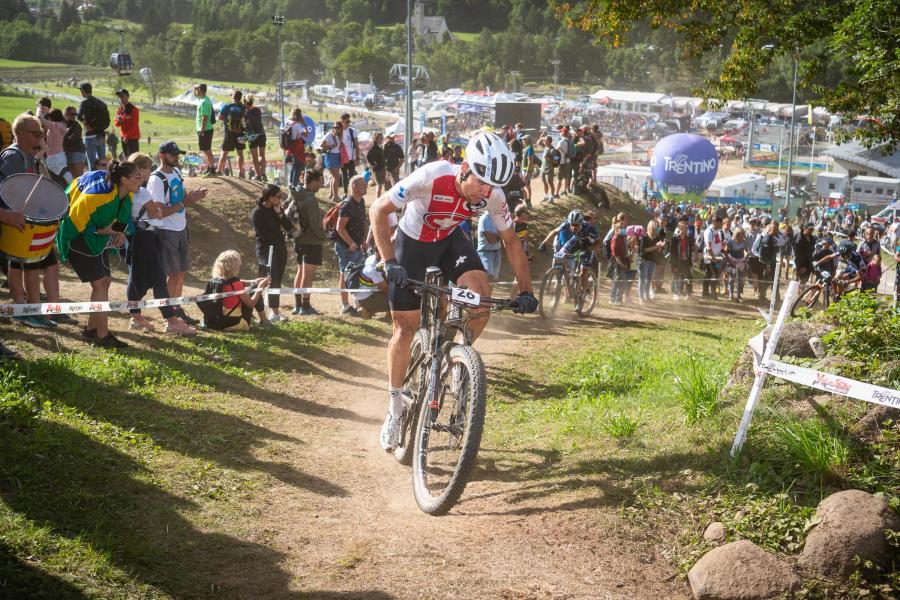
[{"xmin": 240, "ymin": 294, "xmax": 755, "ymax": 600}]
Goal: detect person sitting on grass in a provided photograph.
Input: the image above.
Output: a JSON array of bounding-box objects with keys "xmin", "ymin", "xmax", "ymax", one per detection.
[
  {"xmin": 201, "ymin": 250, "xmax": 271, "ymax": 331},
  {"xmin": 355, "ymin": 251, "xmax": 389, "ymax": 320}
]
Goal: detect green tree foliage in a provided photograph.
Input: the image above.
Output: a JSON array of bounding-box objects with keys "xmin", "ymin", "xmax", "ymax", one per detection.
[{"xmin": 554, "ymin": 0, "xmax": 900, "ymax": 147}]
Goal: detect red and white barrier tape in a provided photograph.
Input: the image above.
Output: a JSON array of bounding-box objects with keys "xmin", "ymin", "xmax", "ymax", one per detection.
[
  {"xmin": 759, "ymin": 359, "xmax": 900, "ymax": 410},
  {"xmin": 0, "ymin": 287, "xmax": 367, "ymax": 317}
]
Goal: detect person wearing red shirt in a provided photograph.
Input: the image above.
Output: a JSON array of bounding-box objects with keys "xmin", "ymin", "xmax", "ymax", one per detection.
[
  {"xmin": 114, "ymin": 89, "xmax": 140, "ymax": 156},
  {"xmin": 286, "ymin": 108, "xmax": 309, "ymax": 188}
]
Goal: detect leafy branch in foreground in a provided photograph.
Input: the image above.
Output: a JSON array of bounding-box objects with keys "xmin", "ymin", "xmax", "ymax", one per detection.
[{"xmin": 554, "ymin": 0, "xmax": 900, "ymax": 150}]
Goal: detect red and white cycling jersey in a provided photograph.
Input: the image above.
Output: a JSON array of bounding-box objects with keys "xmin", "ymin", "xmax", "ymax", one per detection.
[{"xmin": 388, "ymin": 161, "xmax": 512, "ymax": 242}]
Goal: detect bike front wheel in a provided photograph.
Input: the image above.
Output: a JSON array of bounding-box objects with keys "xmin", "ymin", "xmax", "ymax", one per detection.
[
  {"xmin": 790, "ymin": 284, "xmax": 822, "ymax": 317},
  {"xmin": 412, "ymin": 344, "xmax": 486, "ymax": 515},
  {"xmin": 539, "ymin": 267, "xmax": 563, "ymax": 318},
  {"xmin": 394, "ymin": 329, "xmax": 430, "ymax": 466},
  {"xmin": 576, "ymin": 270, "xmax": 598, "ymax": 316}
]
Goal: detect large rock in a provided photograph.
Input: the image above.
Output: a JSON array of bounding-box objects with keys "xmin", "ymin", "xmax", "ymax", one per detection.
[
  {"xmin": 688, "ymin": 540, "xmax": 800, "ymax": 600},
  {"xmin": 775, "ymin": 321, "xmax": 821, "ymax": 359},
  {"xmin": 799, "ymin": 489, "xmax": 900, "ymax": 579},
  {"xmin": 703, "ymin": 522, "xmax": 727, "ymax": 544},
  {"xmin": 851, "ymin": 405, "xmax": 900, "ymax": 442}
]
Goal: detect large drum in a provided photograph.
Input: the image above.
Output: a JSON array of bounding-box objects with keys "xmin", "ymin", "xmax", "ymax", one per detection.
[{"xmin": 0, "ymin": 173, "xmax": 69, "ymax": 263}]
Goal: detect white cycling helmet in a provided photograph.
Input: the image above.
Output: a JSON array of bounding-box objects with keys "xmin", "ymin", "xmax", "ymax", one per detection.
[{"xmin": 465, "ymin": 132, "xmax": 515, "ymax": 187}]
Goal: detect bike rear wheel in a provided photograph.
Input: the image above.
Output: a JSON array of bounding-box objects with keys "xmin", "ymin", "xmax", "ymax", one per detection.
[
  {"xmin": 394, "ymin": 329, "xmax": 430, "ymax": 466},
  {"xmin": 412, "ymin": 344, "xmax": 486, "ymax": 515},
  {"xmin": 576, "ymin": 270, "xmax": 598, "ymax": 316},
  {"xmin": 539, "ymin": 267, "xmax": 563, "ymax": 318},
  {"xmin": 790, "ymin": 284, "xmax": 822, "ymax": 317}
]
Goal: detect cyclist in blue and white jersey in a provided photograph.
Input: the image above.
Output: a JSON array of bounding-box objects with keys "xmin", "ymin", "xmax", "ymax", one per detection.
[{"xmin": 836, "ymin": 239, "xmax": 866, "ymax": 284}]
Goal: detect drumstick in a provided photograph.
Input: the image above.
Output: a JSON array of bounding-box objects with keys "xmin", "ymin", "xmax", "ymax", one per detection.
[{"xmin": 20, "ymin": 175, "xmax": 43, "ymax": 215}]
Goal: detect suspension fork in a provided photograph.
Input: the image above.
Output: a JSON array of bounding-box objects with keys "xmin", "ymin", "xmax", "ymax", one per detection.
[{"xmin": 426, "ymin": 318, "xmax": 445, "ymax": 410}]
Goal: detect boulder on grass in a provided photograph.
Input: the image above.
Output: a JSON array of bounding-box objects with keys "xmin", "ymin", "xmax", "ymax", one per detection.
[
  {"xmin": 799, "ymin": 489, "xmax": 900, "ymax": 579},
  {"xmin": 851, "ymin": 405, "xmax": 899, "ymax": 442},
  {"xmin": 688, "ymin": 540, "xmax": 800, "ymax": 600},
  {"xmin": 703, "ymin": 522, "xmax": 727, "ymax": 544},
  {"xmin": 775, "ymin": 322, "xmax": 821, "ymax": 359}
]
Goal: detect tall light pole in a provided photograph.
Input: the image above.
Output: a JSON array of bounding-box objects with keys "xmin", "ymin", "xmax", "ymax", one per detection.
[
  {"xmin": 784, "ymin": 52, "xmax": 799, "ymax": 211},
  {"xmin": 550, "ymin": 59, "xmax": 561, "ymax": 99},
  {"xmin": 405, "ymin": 0, "xmax": 414, "ymax": 175},
  {"xmin": 272, "ymin": 15, "xmax": 285, "ymax": 184}
]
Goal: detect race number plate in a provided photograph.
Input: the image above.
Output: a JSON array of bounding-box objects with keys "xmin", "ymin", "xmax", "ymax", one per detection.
[{"xmin": 450, "ymin": 287, "xmax": 481, "ymax": 306}]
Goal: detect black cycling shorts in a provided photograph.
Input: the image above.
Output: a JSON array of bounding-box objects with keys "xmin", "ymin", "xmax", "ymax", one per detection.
[{"xmin": 390, "ymin": 227, "xmax": 484, "ymax": 312}]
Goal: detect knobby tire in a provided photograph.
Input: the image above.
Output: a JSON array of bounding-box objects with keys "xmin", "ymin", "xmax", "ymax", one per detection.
[
  {"xmin": 790, "ymin": 285, "xmax": 822, "ymax": 317},
  {"xmin": 394, "ymin": 329, "xmax": 430, "ymax": 466},
  {"xmin": 412, "ymin": 344, "xmax": 486, "ymax": 516},
  {"xmin": 539, "ymin": 267, "xmax": 563, "ymax": 319}
]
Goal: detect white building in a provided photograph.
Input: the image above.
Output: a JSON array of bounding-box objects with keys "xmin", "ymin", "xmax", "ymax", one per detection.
[
  {"xmin": 413, "ymin": 1, "xmax": 453, "ymax": 43},
  {"xmin": 707, "ymin": 173, "xmax": 768, "ymax": 199},
  {"xmin": 848, "ymin": 176, "xmax": 900, "ymax": 207},
  {"xmin": 589, "ymin": 89, "xmax": 673, "ymax": 115},
  {"xmin": 823, "ymin": 141, "xmax": 900, "ymax": 179},
  {"xmin": 815, "ymin": 172, "xmax": 849, "ymax": 199}
]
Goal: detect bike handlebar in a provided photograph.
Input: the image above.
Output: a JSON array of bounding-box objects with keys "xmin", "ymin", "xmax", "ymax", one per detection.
[{"xmin": 404, "ymin": 279, "xmax": 518, "ymax": 310}]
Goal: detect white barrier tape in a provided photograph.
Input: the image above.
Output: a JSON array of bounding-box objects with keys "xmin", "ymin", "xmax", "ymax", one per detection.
[
  {"xmin": 0, "ymin": 287, "xmax": 368, "ymax": 317},
  {"xmin": 759, "ymin": 359, "xmax": 900, "ymax": 410}
]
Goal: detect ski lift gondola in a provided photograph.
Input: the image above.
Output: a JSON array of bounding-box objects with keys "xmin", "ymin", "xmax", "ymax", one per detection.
[
  {"xmin": 109, "ymin": 53, "xmax": 134, "ymax": 76},
  {"xmin": 109, "ymin": 30, "xmax": 133, "ymax": 76}
]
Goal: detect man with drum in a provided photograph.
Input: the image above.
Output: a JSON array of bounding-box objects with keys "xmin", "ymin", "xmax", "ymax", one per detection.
[{"xmin": 0, "ymin": 114, "xmax": 76, "ymax": 335}]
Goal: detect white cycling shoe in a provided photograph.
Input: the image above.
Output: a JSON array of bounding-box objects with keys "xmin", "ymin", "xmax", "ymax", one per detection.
[{"xmin": 380, "ymin": 413, "xmax": 401, "ymax": 452}]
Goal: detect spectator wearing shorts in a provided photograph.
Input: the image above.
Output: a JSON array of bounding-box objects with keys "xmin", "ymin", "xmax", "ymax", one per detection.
[
  {"xmin": 285, "ymin": 169, "xmax": 326, "ymax": 315},
  {"xmin": 148, "ymin": 141, "xmax": 209, "ymax": 326},
  {"xmin": 335, "ymin": 175, "xmax": 368, "ymax": 315},
  {"xmin": 36, "ymin": 101, "xmax": 72, "ymax": 185},
  {"xmin": 555, "ymin": 127, "xmax": 573, "ymax": 196},
  {"xmin": 125, "ymin": 152, "xmax": 196, "ymax": 335},
  {"xmin": 540, "ymin": 135, "xmax": 556, "ymax": 202},
  {"xmin": 216, "ymin": 90, "xmax": 246, "ymax": 178},
  {"xmin": 0, "ymin": 114, "xmax": 75, "ymax": 331},
  {"xmin": 243, "ymin": 95, "xmax": 267, "ymax": 181},
  {"xmin": 285, "ymin": 108, "xmax": 309, "ymax": 188},
  {"xmin": 57, "ymin": 161, "xmax": 141, "ymax": 348},
  {"xmin": 194, "ymin": 84, "xmax": 215, "ymax": 175},
  {"xmin": 319, "ymin": 121, "xmax": 343, "ymax": 202}
]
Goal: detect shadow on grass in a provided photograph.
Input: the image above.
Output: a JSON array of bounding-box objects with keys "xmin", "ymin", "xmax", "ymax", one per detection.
[
  {"xmin": 18, "ymin": 356, "xmax": 349, "ymax": 497},
  {"xmin": 0, "ymin": 420, "xmax": 299, "ymax": 598},
  {"xmin": 0, "ymin": 540, "xmax": 89, "ymax": 600}
]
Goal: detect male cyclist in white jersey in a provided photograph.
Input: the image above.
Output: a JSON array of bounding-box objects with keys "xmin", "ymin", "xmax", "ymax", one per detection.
[{"xmin": 370, "ymin": 132, "xmax": 538, "ymax": 452}]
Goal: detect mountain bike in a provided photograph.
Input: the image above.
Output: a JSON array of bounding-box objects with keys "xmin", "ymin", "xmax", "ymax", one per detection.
[
  {"xmin": 538, "ymin": 251, "xmax": 598, "ymax": 318},
  {"xmin": 790, "ymin": 268, "xmax": 860, "ymax": 317},
  {"xmin": 391, "ymin": 267, "xmax": 518, "ymax": 515}
]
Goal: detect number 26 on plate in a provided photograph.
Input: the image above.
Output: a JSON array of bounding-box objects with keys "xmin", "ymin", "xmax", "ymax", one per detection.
[{"xmin": 451, "ymin": 287, "xmax": 481, "ymax": 306}]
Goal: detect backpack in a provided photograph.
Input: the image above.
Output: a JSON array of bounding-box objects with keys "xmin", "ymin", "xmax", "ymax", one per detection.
[
  {"xmin": 279, "ymin": 127, "xmax": 293, "ymax": 150},
  {"xmin": 0, "ymin": 118, "xmax": 12, "ymax": 151},
  {"xmin": 547, "ymin": 147, "xmax": 561, "ymax": 166},
  {"xmin": 197, "ymin": 276, "xmax": 241, "ymax": 329},
  {"xmin": 222, "ymin": 104, "xmax": 244, "ymax": 133},
  {"xmin": 85, "ymin": 96, "xmax": 110, "ymax": 133},
  {"xmin": 510, "ymin": 137, "xmax": 523, "ymax": 156},
  {"xmin": 343, "ymin": 259, "xmax": 364, "ymax": 289},
  {"xmin": 322, "ymin": 198, "xmax": 346, "ymax": 242},
  {"xmin": 565, "ymin": 138, "xmax": 577, "ymax": 160}
]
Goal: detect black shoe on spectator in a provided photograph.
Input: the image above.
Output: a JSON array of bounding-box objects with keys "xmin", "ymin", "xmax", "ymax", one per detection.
[
  {"xmin": 91, "ymin": 332, "xmax": 128, "ymax": 349},
  {"xmin": 0, "ymin": 341, "xmax": 22, "ymax": 361}
]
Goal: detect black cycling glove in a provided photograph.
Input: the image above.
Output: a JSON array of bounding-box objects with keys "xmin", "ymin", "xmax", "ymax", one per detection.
[
  {"xmin": 383, "ymin": 259, "xmax": 408, "ymax": 287},
  {"xmin": 513, "ymin": 291, "xmax": 539, "ymax": 314}
]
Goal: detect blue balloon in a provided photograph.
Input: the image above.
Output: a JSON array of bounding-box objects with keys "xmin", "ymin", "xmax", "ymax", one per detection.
[
  {"xmin": 300, "ymin": 115, "xmax": 316, "ymax": 145},
  {"xmin": 650, "ymin": 134, "xmax": 719, "ymax": 201}
]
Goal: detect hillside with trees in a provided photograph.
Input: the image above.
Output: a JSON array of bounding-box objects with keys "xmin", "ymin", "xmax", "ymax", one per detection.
[{"xmin": 4, "ymin": 0, "xmax": 818, "ymax": 104}]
